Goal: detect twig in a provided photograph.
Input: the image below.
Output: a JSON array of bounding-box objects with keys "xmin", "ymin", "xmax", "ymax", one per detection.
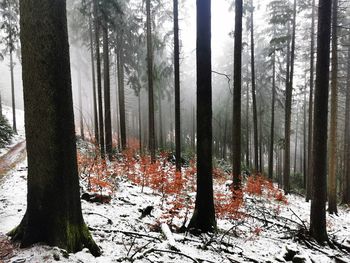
[
  {"xmin": 140, "ymin": 248, "xmax": 200, "ymax": 263},
  {"xmin": 85, "ymin": 212, "xmax": 113, "ymax": 224},
  {"xmin": 288, "ymin": 208, "xmax": 307, "ymax": 230}
]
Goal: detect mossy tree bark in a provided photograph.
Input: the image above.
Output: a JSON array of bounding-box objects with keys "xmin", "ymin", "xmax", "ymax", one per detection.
[
  {"xmin": 10, "ymin": 0, "xmax": 100, "ymax": 256},
  {"xmin": 310, "ymin": 0, "xmax": 332, "ymax": 243},
  {"xmin": 188, "ymin": 0, "xmax": 216, "ymax": 233}
]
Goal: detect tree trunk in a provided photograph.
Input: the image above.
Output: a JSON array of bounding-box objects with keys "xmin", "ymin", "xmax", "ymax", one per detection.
[
  {"xmin": 78, "ymin": 69, "xmax": 84, "ymax": 140},
  {"xmin": 138, "ymin": 92, "xmax": 142, "ymax": 154},
  {"xmin": 103, "ymin": 21, "xmax": 112, "ymax": 160},
  {"xmin": 117, "ymin": 32, "xmax": 126, "ymax": 150},
  {"xmin": 283, "ymin": 3, "xmax": 295, "ymax": 194},
  {"xmin": 306, "ymin": 0, "xmax": 315, "ymax": 202},
  {"xmin": 246, "ymin": 81, "xmax": 250, "ymax": 169},
  {"xmin": 250, "ymin": 0, "xmax": 259, "ymax": 173},
  {"xmin": 232, "ymin": 0, "xmax": 243, "ymax": 189},
  {"xmin": 10, "ymin": 49, "xmax": 16, "ymax": 133},
  {"xmin": 303, "ymin": 86, "xmax": 307, "ymax": 188},
  {"xmin": 173, "ymin": 0, "xmax": 181, "ymax": 171},
  {"xmin": 310, "ymin": 0, "xmax": 332, "ymax": 243},
  {"xmin": 293, "ymin": 109, "xmax": 299, "ymax": 175},
  {"xmin": 11, "ymin": 0, "xmax": 100, "ymax": 256},
  {"xmin": 89, "ymin": 15, "xmax": 99, "ymax": 145},
  {"xmin": 343, "ymin": 45, "xmax": 350, "ymax": 204},
  {"xmin": 188, "ymin": 0, "xmax": 216, "ymax": 233},
  {"xmin": 328, "ymin": 0, "xmax": 338, "ymax": 215},
  {"xmin": 93, "ymin": 0, "xmax": 105, "ymax": 157},
  {"xmin": 268, "ymin": 50, "xmax": 276, "ymax": 179},
  {"xmin": 158, "ymin": 88, "xmax": 164, "ymax": 149},
  {"xmin": 146, "ymin": 0, "xmax": 156, "ymax": 163}
]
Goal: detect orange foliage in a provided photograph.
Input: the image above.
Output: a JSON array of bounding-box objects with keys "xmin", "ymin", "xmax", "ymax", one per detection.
[{"xmin": 215, "ymin": 190, "xmax": 245, "ymax": 220}]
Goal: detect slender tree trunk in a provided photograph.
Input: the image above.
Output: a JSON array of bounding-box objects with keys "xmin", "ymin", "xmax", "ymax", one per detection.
[
  {"xmin": 89, "ymin": 15, "xmax": 99, "ymax": 144},
  {"xmin": 117, "ymin": 32, "xmax": 126, "ymax": 150},
  {"xmin": 11, "ymin": 0, "xmax": 100, "ymax": 255},
  {"xmin": 222, "ymin": 98, "xmax": 229, "ymax": 160},
  {"xmin": 232, "ymin": 0, "xmax": 243, "ymax": 189},
  {"xmin": 103, "ymin": 21, "xmax": 112, "ymax": 160},
  {"xmin": 328, "ymin": 0, "xmax": 338, "ymax": 215},
  {"xmin": 303, "ymin": 86, "xmax": 307, "ymax": 188},
  {"xmin": 78, "ymin": 69, "xmax": 84, "ymax": 140},
  {"xmin": 146, "ymin": 0, "xmax": 156, "ymax": 163},
  {"xmin": 306, "ymin": 0, "xmax": 315, "ymax": 202},
  {"xmin": 343, "ymin": 45, "xmax": 350, "ymax": 204},
  {"xmin": 138, "ymin": 93, "xmax": 142, "ymax": 154},
  {"xmin": 250, "ymin": 0, "xmax": 259, "ymax": 172},
  {"xmin": 310, "ymin": 0, "xmax": 332, "ymax": 243},
  {"xmin": 268, "ymin": 50, "xmax": 276, "ymax": 179},
  {"xmin": 293, "ymin": 109, "xmax": 299, "ymax": 175},
  {"xmin": 283, "ymin": 0, "xmax": 296, "ymax": 194},
  {"xmin": 173, "ymin": 0, "xmax": 181, "ymax": 171},
  {"xmin": 259, "ymin": 107, "xmax": 263, "ymax": 173},
  {"xmin": 188, "ymin": 0, "xmax": 216, "ymax": 233},
  {"xmin": 10, "ymin": 49, "xmax": 16, "ymax": 133},
  {"xmin": 158, "ymin": 88, "xmax": 164, "ymax": 149},
  {"xmin": 246, "ymin": 81, "xmax": 250, "ymax": 169},
  {"xmin": 192, "ymin": 105, "xmax": 195, "ymax": 151},
  {"xmin": 93, "ymin": 0, "xmax": 105, "ymax": 157}
]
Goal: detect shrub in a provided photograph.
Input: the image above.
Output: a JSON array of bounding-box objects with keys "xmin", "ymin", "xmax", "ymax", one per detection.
[{"xmin": 0, "ymin": 115, "xmax": 13, "ymax": 148}]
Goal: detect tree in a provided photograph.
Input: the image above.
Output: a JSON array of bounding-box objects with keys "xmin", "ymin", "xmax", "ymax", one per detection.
[
  {"xmin": 173, "ymin": 0, "xmax": 181, "ymax": 172},
  {"xmin": 102, "ymin": 12, "xmax": 113, "ymax": 159},
  {"xmin": 232, "ymin": 0, "xmax": 243, "ymax": 189},
  {"xmin": 9, "ymin": 0, "xmax": 100, "ymax": 255},
  {"xmin": 146, "ymin": 0, "xmax": 156, "ymax": 163},
  {"xmin": 310, "ymin": 0, "xmax": 332, "ymax": 243},
  {"xmin": 0, "ymin": 0, "xmax": 19, "ymax": 133},
  {"xmin": 188, "ymin": 0, "xmax": 216, "ymax": 233},
  {"xmin": 328, "ymin": 0, "xmax": 338, "ymax": 215},
  {"xmin": 306, "ymin": 0, "xmax": 316, "ymax": 202}
]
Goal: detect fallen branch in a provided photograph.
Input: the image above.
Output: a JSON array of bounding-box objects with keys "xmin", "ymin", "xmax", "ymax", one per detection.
[
  {"xmin": 139, "ymin": 248, "xmax": 200, "ymax": 263},
  {"xmin": 85, "ymin": 212, "xmax": 113, "ymax": 225}
]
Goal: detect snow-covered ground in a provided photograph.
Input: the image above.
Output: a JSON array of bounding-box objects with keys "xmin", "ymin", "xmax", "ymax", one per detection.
[
  {"xmin": 1, "ymin": 156, "xmax": 350, "ymax": 262},
  {"xmin": 0, "ymin": 105, "xmax": 25, "ymax": 158}
]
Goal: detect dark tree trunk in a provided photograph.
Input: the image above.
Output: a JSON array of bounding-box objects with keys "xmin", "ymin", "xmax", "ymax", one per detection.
[
  {"xmin": 192, "ymin": 105, "xmax": 195, "ymax": 151},
  {"xmin": 259, "ymin": 107, "xmax": 263, "ymax": 173},
  {"xmin": 103, "ymin": 20, "xmax": 112, "ymax": 160},
  {"xmin": 246, "ymin": 81, "xmax": 250, "ymax": 169},
  {"xmin": 268, "ymin": 49, "xmax": 276, "ymax": 180},
  {"xmin": 188, "ymin": 0, "xmax": 216, "ymax": 233},
  {"xmin": 328, "ymin": 0, "xmax": 338, "ymax": 215},
  {"xmin": 343, "ymin": 45, "xmax": 350, "ymax": 205},
  {"xmin": 306, "ymin": 0, "xmax": 315, "ymax": 202},
  {"xmin": 117, "ymin": 32, "xmax": 126, "ymax": 150},
  {"xmin": 250, "ymin": 1, "xmax": 259, "ymax": 172},
  {"xmin": 158, "ymin": 88, "xmax": 164, "ymax": 149},
  {"xmin": 303, "ymin": 85, "xmax": 307, "ymax": 188},
  {"xmin": 283, "ymin": 10, "xmax": 294, "ymax": 194},
  {"xmin": 89, "ymin": 15, "xmax": 99, "ymax": 145},
  {"xmin": 310, "ymin": 0, "xmax": 332, "ymax": 243},
  {"xmin": 93, "ymin": 0, "xmax": 105, "ymax": 157},
  {"xmin": 10, "ymin": 0, "xmax": 100, "ymax": 256},
  {"xmin": 146, "ymin": 0, "xmax": 156, "ymax": 163},
  {"xmin": 174, "ymin": 0, "xmax": 181, "ymax": 171},
  {"xmin": 293, "ymin": 109, "xmax": 299, "ymax": 175},
  {"xmin": 232, "ymin": 0, "xmax": 243, "ymax": 189},
  {"xmin": 138, "ymin": 93, "xmax": 142, "ymax": 154}
]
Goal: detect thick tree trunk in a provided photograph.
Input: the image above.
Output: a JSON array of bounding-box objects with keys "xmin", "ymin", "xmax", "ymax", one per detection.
[
  {"xmin": 174, "ymin": 0, "xmax": 181, "ymax": 171},
  {"xmin": 11, "ymin": 0, "xmax": 100, "ymax": 256},
  {"xmin": 306, "ymin": 0, "xmax": 315, "ymax": 202},
  {"xmin": 250, "ymin": 1, "xmax": 259, "ymax": 173},
  {"xmin": 232, "ymin": 0, "xmax": 243, "ymax": 189},
  {"xmin": 188, "ymin": 0, "xmax": 216, "ymax": 233},
  {"xmin": 310, "ymin": 0, "xmax": 332, "ymax": 243},
  {"xmin": 89, "ymin": 15, "xmax": 99, "ymax": 145},
  {"xmin": 93, "ymin": 0, "xmax": 105, "ymax": 157},
  {"xmin": 268, "ymin": 50, "xmax": 276, "ymax": 179},
  {"xmin": 328, "ymin": 0, "xmax": 338, "ymax": 215},
  {"xmin": 103, "ymin": 21, "xmax": 112, "ymax": 160},
  {"xmin": 146, "ymin": 0, "xmax": 156, "ymax": 163}
]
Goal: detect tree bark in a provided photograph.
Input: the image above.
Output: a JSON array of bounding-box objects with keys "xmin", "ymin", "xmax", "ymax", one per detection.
[
  {"xmin": 188, "ymin": 0, "xmax": 216, "ymax": 233},
  {"xmin": 103, "ymin": 19, "xmax": 112, "ymax": 160},
  {"xmin": 93, "ymin": 0, "xmax": 105, "ymax": 157},
  {"xmin": 78, "ymin": 69, "xmax": 84, "ymax": 140},
  {"xmin": 306, "ymin": 0, "xmax": 315, "ymax": 202},
  {"xmin": 268, "ymin": 49, "xmax": 276, "ymax": 179},
  {"xmin": 173, "ymin": 0, "xmax": 181, "ymax": 171},
  {"xmin": 250, "ymin": 0, "xmax": 259, "ymax": 173},
  {"xmin": 146, "ymin": 0, "xmax": 156, "ymax": 163},
  {"xmin": 11, "ymin": 0, "xmax": 100, "ymax": 256},
  {"xmin": 117, "ymin": 32, "xmax": 126, "ymax": 150},
  {"xmin": 232, "ymin": 0, "xmax": 243, "ymax": 189},
  {"xmin": 343, "ymin": 44, "xmax": 350, "ymax": 205},
  {"xmin": 310, "ymin": 0, "xmax": 332, "ymax": 243},
  {"xmin": 328, "ymin": 0, "xmax": 338, "ymax": 215},
  {"xmin": 89, "ymin": 15, "xmax": 99, "ymax": 145}
]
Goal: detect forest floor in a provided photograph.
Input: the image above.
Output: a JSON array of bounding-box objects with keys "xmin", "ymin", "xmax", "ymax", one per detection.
[{"xmin": 0, "ymin": 107, "xmax": 350, "ymax": 263}]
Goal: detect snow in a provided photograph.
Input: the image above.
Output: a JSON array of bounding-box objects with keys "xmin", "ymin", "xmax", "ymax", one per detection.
[{"xmin": 0, "ymin": 106, "xmax": 350, "ymax": 262}]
